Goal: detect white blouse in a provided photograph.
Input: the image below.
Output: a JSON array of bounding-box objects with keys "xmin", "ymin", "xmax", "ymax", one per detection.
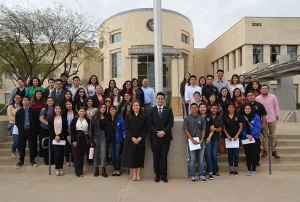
[
  {"xmin": 76, "ymin": 119, "xmax": 89, "ymax": 133},
  {"xmin": 87, "ymin": 85, "xmax": 95, "ymax": 97},
  {"xmin": 54, "ymin": 116, "xmax": 62, "ymax": 135},
  {"xmin": 229, "ymin": 84, "xmax": 245, "ymax": 97}
]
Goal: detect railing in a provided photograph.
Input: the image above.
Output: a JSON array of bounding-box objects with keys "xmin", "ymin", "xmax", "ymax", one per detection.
[
  {"xmin": 0, "ymin": 104, "xmax": 8, "ymax": 113},
  {"xmin": 263, "ymin": 128, "xmax": 278, "ymax": 175},
  {"xmin": 41, "ymin": 137, "xmax": 51, "ymax": 175}
]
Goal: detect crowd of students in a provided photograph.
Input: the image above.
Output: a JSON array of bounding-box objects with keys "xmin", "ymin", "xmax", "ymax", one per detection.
[
  {"xmin": 6, "ymin": 69, "xmax": 280, "ymax": 182},
  {"xmin": 181, "ymin": 70, "xmax": 280, "ymax": 182}
]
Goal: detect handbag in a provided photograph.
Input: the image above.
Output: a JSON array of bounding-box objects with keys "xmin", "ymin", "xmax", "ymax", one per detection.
[
  {"xmin": 7, "ymin": 123, "xmax": 13, "ymax": 131},
  {"xmin": 219, "ymin": 137, "xmax": 226, "ymax": 153},
  {"xmin": 243, "ymin": 116, "xmax": 265, "ymax": 142}
]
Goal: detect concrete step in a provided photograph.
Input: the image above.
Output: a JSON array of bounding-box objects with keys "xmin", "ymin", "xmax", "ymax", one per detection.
[
  {"xmin": 0, "ymin": 148, "xmax": 40, "ymax": 156},
  {"xmin": 277, "ymin": 139, "xmax": 300, "ymax": 146},
  {"xmin": 0, "ymin": 141, "xmax": 41, "ymax": 149},
  {"xmin": 276, "ymin": 134, "xmax": 300, "ymax": 140},
  {"xmin": 218, "ymin": 153, "xmax": 300, "ymax": 162}
]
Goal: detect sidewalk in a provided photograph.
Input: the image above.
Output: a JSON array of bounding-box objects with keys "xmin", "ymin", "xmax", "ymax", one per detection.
[{"xmin": 0, "ymin": 171, "xmax": 299, "ymax": 202}]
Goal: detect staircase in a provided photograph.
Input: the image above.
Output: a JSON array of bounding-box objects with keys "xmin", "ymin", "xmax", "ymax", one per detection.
[{"xmin": 0, "ymin": 122, "xmax": 299, "ymax": 174}]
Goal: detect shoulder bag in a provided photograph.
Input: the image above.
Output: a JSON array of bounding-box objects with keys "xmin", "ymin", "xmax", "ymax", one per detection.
[{"xmin": 243, "ymin": 116, "xmax": 265, "ymax": 142}]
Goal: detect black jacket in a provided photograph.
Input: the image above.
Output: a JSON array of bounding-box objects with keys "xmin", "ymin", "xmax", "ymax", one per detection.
[
  {"xmin": 148, "ymin": 106, "xmax": 174, "ymax": 141},
  {"xmin": 15, "ymin": 107, "xmax": 39, "ymax": 136},
  {"xmin": 90, "ymin": 94, "xmax": 105, "ymax": 108},
  {"xmin": 48, "ymin": 115, "xmax": 68, "ymax": 140},
  {"xmin": 70, "ymin": 117, "xmax": 91, "ymax": 143},
  {"xmin": 50, "ymin": 89, "xmax": 65, "ymax": 106}
]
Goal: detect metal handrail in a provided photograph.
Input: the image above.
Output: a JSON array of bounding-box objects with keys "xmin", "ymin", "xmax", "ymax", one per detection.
[
  {"xmin": 41, "ymin": 137, "xmax": 51, "ymax": 175},
  {"xmin": 263, "ymin": 128, "xmax": 278, "ymax": 175},
  {"xmin": 0, "ymin": 104, "xmax": 8, "ymax": 113}
]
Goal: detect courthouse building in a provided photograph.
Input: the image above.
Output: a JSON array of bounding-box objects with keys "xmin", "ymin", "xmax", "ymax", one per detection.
[{"xmin": 1, "ymin": 8, "xmax": 300, "ymax": 115}]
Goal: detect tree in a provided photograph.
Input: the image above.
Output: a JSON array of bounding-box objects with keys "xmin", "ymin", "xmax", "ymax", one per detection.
[{"xmin": 0, "ymin": 4, "xmax": 103, "ymax": 84}]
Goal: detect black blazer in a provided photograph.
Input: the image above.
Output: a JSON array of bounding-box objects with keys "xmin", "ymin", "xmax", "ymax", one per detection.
[
  {"xmin": 15, "ymin": 107, "xmax": 39, "ymax": 136},
  {"xmin": 50, "ymin": 89, "xmax": 65, "ymax": 106},
  {"xmin": 70, "ymin": 117, "xmax": 91, "ymax": 143},
  {"xmin": 148, "ymin": 106, "xmax": 174, "ymax": 141},
  {"xmin": 43, "ymin": 88, "xmax": 54, "ymax": 98},
  {"xmin": 90, "ymin": 94, "xmax": 105, "ymax": 108},
  {"xmin": 48, "ymin": 115, "xmax": 68, "ymax": 140}
]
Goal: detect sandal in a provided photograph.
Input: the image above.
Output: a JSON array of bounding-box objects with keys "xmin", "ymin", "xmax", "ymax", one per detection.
[
  {"xmin": 59, "ymin": 169, "xmax": 64, "ymax": 176},
  {"xmin": 56, "ymin": 170, "xmax": 60, "ymax": 176}
]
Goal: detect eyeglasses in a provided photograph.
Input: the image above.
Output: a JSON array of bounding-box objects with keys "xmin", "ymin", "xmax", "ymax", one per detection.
[
  {"xmin": 79, "ymin": 91, "xmax": 85, "ymax": 93},
  {"xmin": 105, "ymin": 100, "xmax": 111, "ymax": 103}
]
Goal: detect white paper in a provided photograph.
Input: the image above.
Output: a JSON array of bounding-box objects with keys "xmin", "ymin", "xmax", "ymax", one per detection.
[
  {"xmin": 188, "ymin": 137, "xmax": 201, "ymax": 151},
  {"xmin": 242, "ymin": 138, "xmax": 256, "ymax": 145},
  {"xmin": 12, "ymin": 125, "xmax": 19, "ymax": 135},
  {"xmin": 225, "ymin": 138, "xmax": 240, "ymax": 148},
  {"xmin": 52, "ymin": 140, "xmax": 66, "ymax": 145}
]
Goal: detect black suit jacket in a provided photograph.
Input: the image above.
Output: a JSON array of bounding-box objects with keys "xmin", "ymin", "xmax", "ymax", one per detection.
[
  {"xmin": 15, "ymin": 107, "xmax": 39, "ymax": 136},
  {"xmin": 48, "ymin": 115, "xmax": 68, "ymax": 140},
  {"xmin": 148, "ymin": 106, "xmax": 174, "ymax": 141},
  {"xmin": 90, "ymin": 94, "xmax": 106, "ymax": 108},
  {"xmin": 50, "ymin": 89, "xmax": 65, "ymax": 106},
  {"xmin": 43, "ymin": 88, "xmax": 54, "ymax": 98}
]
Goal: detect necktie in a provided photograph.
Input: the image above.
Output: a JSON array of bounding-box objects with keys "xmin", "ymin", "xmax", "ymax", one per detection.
[
  {"xmin": 159, "ymin": 108, "xmax": 162, "ymax": 118},
  {"xmin": 57, "ymin": 91, "xmax": 60, "ymax": 98}
]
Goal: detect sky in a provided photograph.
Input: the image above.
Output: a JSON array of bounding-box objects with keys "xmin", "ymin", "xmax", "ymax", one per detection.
[{"xmin": 2, "ymin": 0, "xmax": 300, "ymax": 48}]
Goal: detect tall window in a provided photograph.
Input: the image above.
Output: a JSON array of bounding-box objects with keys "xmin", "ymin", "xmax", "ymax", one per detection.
[
  {"xmin": 270, "ymin": 45, "xmax": 280, "ymax": 64},
  {"xmin": 182, "ymin": 53, "xmax": 188, "ymax": 73},
  {"xmin": 233, "ymin": 52, "xmax": 236, "ymax": 69},
  {"xmin": 111, "ymin": 33, "xmax": 121, "ymax": 43},
  {"xmin": 5, "ymin": 93, "xmax": 10, "ymax": 103},
  {"xmin": 181, "ymin": 33, "xmax": 188, "ymax": 44},
  {"xmin": 239, "ymin": 47, "xmax": 243, "ymax": 66},
  {"xmin": 226, "ymin": 55, "xmax": 229, "ymax": 72},
  {"xmin": 253, "ymin": 45, "xmax": 263, "ymax": 64},
  {"xmin": 100, "ymin": 58, "xmax": 104, "ymax": 81},
  {"xmin": 287, "ymin": 45, "xmax": 297, "ymax": 60},
  {"xmin": 111, "ymin": 52, "xmax": 121, "ymax": 78}
]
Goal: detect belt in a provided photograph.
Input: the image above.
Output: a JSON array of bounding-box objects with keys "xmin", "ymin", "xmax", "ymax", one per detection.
[
  {"xmin": 144, "ymin": 103, "xmax": 151, "ymax": 105},
  {"xmin": 24, "ymin": 128, "xmax": 31, "ymax": 131}
]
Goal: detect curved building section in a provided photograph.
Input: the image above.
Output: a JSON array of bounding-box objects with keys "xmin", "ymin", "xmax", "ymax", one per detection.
[{"xmin": 99, "ymin": 8, "xmax": 194, "ymax": 113}]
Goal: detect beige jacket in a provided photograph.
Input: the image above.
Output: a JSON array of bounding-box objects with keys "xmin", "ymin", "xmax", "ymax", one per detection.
[{"xmin": 7, "ymin": 105, "xmax": 17, "ymax": 124}]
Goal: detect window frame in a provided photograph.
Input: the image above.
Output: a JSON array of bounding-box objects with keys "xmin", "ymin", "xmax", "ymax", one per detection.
[
  {"xmin": 111, "ymin": 52, "xmax": 122, "ymax": 78},
  {"xmin": 287, "ymin": 45, "xmax": 297, "ymax": 60},
  {"xmin": 181, "ymin": 33, "xmax": 188, "ymax": 44},
  {"xmin": 253, "ymin": 45, "xmax": 263, "ymax": 64},
  {"xmin": 239, "ymin": 47, "xmax": 243, "ymax": 66},
  {"xmin": 111, "ymin": 33, "xmax": 121, "ymax": 44},
  {"xmin": 270, "ymin": 45, "xmax": 280, "ymax": 64}
]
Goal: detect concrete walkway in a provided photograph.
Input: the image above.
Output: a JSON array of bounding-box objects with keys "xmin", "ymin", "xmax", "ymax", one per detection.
[{"xmin": 0, "ymin": 171, "xmax": 299, "ymax": 202}]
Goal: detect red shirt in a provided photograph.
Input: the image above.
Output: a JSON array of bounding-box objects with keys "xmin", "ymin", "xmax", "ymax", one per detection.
[
  {"xmin": 31, "ymin": 99, "xmax": 45, "ymax": 115},
  {"xmin": 99, "ymin": 98, "xmax": 105, "ymax": 105},
  {"xmin": 234, "ymin": 97, "xmax": 247, "ymax": 113}
]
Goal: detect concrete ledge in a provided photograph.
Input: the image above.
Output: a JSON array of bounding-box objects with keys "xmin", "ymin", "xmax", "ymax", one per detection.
[{"xmin": 0, "ymin": 120, "xmax": 9, "ymax": 142}]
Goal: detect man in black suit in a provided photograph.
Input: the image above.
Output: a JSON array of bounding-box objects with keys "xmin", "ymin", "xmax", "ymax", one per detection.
[
  {"xmin": 15, "ymin": 96, "xmax": 39, "ymax": 168},
  {"xmin": 51, "ymin": 79, "xmax": 65, "ymax": 106},
  {"xmin": 43, "ymin": 78, "xmax": 55, "ymax": 98},
  {"xmin": 148, "ymin": 92, "xmax": 174, "ymax": 182}
]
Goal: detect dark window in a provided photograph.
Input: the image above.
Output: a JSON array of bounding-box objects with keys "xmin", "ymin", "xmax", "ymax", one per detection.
[
  {"xmin": 253, "ymin": 45, "xmax": 263, "ymax": 64},
  {"xmin": 233, "ymin": 52, "xmax": 236, "ymax": 69},
  {"xmin": 181, "ymin": 34, "xmax": 188, "ymax": 44},
  {"xmin": 112, "ymin": 52, "xmax": 121, "ymax": 78},
  {"xmin": 287, "ymin": 45, "xmax": 297, "ymax": 60},
  {"xmin": 239, "ymin": 47, "xmax": 243, "ymax": 66},
  {"xmin": 270, "ymin": 45, "xmax": 280, "ymax": 64}
]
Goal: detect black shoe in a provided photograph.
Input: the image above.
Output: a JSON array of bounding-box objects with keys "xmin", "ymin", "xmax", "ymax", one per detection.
[
  {"xmin": 229, "ymin": 171, "xmax": 235, "ymax": 176},
  {"xmin": 234, "ymin": 171, "xmax": 239, "ymax": 175},
  {"xmin": 102, "ymin": 167, "xmax": 108, "ymax": 178},
  {"xmin": 112, "ymin": 172, "xmax": 117, "ymax": 176},
  {"xmin": 15, "ymin": 162, "xmax": 24, "ymax": 168},
  {"xmin": 208, "ymin": 174, "xmax": 214, "ymax": 180},
  {"xmin": 31, "ymin": 161, "xmax": 38, "ymax": 167},
  {"xmin": 162, "ymin": 176, "xmax": 168, "ymax": 183},
  {"xmin": 154, "ymin": 176, "xmax": 160, "ymax": 182},
  {"xmin": 94, "ymin": 167, "xmax": 99, "ymax": 177}
]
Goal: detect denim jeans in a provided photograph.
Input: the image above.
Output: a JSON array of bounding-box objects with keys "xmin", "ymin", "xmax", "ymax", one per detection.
[
  {"xmin": 205, "ymin": 138, "xmax": 219, "ymax": 174},
  {"xmin": 109, "ymin": 143, "xmax": 123, "ymax": 170},
  {"xmin": 11, "ymin": 125, "xmax": 19, "ymax": 152},
  {"xmin": 227, "ymin": 148, "xmax": 240, "ymax": 168},
  {"xmin": 188, "ymin": 141, "xmax": 206, "ymax": 177}
]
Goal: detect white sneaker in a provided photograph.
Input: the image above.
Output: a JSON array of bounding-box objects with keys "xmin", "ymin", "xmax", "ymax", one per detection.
[
  {"xmin": 246, "ymin": 171, "xmax": 252, "ymax": 176},
  {"xmin": 250, "ymin": 171, "xmax": 256, "ymax": 176}
]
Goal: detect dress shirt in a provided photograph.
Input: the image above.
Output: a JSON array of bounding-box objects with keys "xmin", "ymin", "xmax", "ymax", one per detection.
[
  {"xmin": 24, "ymin": 108, "xmax": 30, "ymax": 129},
  {"xmin": 229, "ymin": 84, "xmax": 245, "ymax": 97},
  {"xmin": 142, "ymin": 87, "xmax": 156, "ymax": 106},
  {"xmin": 213, "ymin": 80, "xmax": 229, "ymax": 92},
  {"xmin": 256, "ymin": 94, "xmax": 280, "ymax": 123},
  {"xmin": 69, "ymin": 85, "xmax": 86, "ymax": 99},
  {"xmin": 184, "ymin": 85, "xmax": 202, "ymax": 102},
  {"xmin": 76, "ymin": 118, "xmax": 89, "ymax": 132},
  {"xmin": 54, "ymin": 116, "xmax": 62, "ymax": 135}
]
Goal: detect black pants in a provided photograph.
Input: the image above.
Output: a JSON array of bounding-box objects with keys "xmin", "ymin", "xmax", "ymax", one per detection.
[
  {"xmin": 19, "ymin": 130, "xmax": 36, "ymax": 163},
  {"xmin": 85, "ymin": 135, "xmax": 93, "ymax": 164},
  {"xmin": 65, "ymin": 136, "xmax": 73, "ymax": 162},
  {"xmin": 256, "ymin": 138, "xmax": 261, "ymax": 163},
  {"xmin": 53, "ymin": 145, "xmax": 65, "ymax": 169},
  {"xmin": 244, "ymin": 139, "xmax": 259, "ymax": 171},
  {"xmin": 151, "ymin": 139, "xmax": 170, "ymax": 177},
  {"xmin": 40, "ymin": 127, "xmax": 54, "ymax": 165},
  {"xmin": 73, "ymin": 134, "xmax": 87, "ymax": 176}
]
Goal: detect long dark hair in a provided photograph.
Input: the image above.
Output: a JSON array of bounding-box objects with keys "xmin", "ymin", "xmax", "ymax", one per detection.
[
  {"xmin": 218, "ymin": 87, "xmax": 231, "ymax": 100},
  {"xmin": 64, "ymin": 90, "xmax": 73, "ymax": 102},
  {"xmin": 11, "ymin": 94, "xmax": 23, "ymax": 108},
  {"xmin": 84, "ymin": 98, "xmax": 95, "ymax": 108},
  {"xmin": 31, "ymin": 90, "xmax": 45, "ymax": 105},
  {"xmin": 243, "ymin": 103, "xmax": 255, "ymax": 136},
  {"xmin": 74, "ymin": 87, "xmax": 87, "ymax": 102},
  {"xmin": 62, "ymin": 100, "xmax": 77, "ymax": 116},
  {"xmin": 232, "ymin": 88, "xmax": 242, "ymax": 102},
  {"xmin": 110, "ymin": 87, "xmax": 122, "ymax": 103},
  {"xmin": 131, "ymin": 78, "xmax": 139, "ymax": 88},
  {"xmin": 76, "ymin": 106, "xmax": 87, "ymax": 119},
  {"xmin": 122, "ymin": 80, "xmax": 132, "ymax": 92},
  {"xmin": 128, "ymin": 100, "xmax": 144, "ymax": 120},
  {"xmin": 48, "ymin": 104, "xmax": 63, "ymax": 123},
  {"xmin": 198, "ymin": 103, "xmax": 208, "ymax": 116},
  {"xmin": 96, "ymin": 104, "xmax": 107, "ymax": 120},
  {"xmin": 44, "ymin": 97, "xmax": 54, "ymax": 120},
  {"xmin": 208, "ymin": 93, "xmax": 218, "ymax": 106},
  {"xmin": 87, "ymin": 75, "xmax": 99, "ymax": 86},
  {"xmin": 252, "ymin": 81, "xmax": 260, "ymax": 94},
  {"xmin": 29, "ymin": 77, "xmax": 42, "ymax": 87},
  {"xmin": 239, "ymin": 74, "xmax": 246, "ymax": 87},
  {"xmin": 107, "ymin": 79, "xmax": 116, "ymax": 89},
  {"xmin": 230, "ymin": 74, "xmax": 240, "ymax": 85},
  {"xmin": 199, "ymin": 76, "xmax": 206, "ymax": 87},
  {"xmin": 182, "ymin": 72, "xmax": 191, "ymax": 84}
]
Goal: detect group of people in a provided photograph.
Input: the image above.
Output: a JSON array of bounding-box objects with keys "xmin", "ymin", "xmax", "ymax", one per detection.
[
  {"xmin": 6, "ymin": 69, "xmax": 280, "ymax": 182},
  {"xmin": 181, "ymin": 70, "xmax": 280, "ymax": 182},
  {"xmin": 7, "ymin": 73, "xmax": 174, "ymax": 182}
]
